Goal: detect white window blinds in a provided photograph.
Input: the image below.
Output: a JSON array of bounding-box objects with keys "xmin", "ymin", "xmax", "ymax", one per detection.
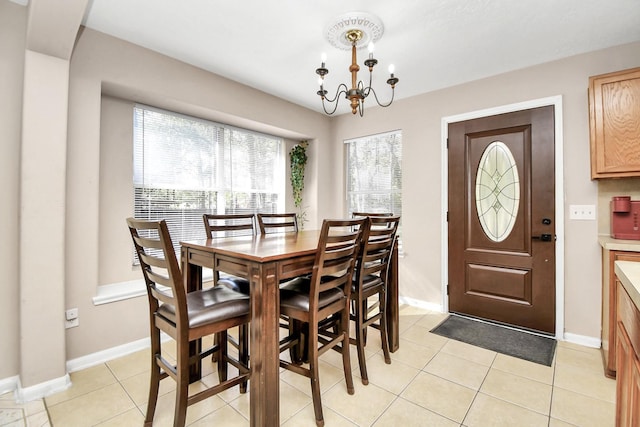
[
  {"xmin": 133, "ymin": 105, "xmax": 283, "ymax": 257},
  {"xmin": 345, "ymin": 130, "xmax": 402, "ymax": 217}
]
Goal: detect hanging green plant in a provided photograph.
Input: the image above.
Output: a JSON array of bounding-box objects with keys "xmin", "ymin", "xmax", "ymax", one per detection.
[
  {"xmin": 290, "ymin": 141, "xmax": 308, "ymax": 208},
  {"xmin": 290, "ymin": 140, "xmax": 308, "ymax": 228}
]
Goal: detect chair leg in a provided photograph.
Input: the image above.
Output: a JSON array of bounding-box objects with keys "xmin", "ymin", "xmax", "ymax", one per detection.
[
  {"xmin": 308, "ymin": 326, "xmax": 324, "ymax": 427},
  {"xmin": 340, "ymin": 312, "xmax": 355, "ymax": 395},
  {"xmin": 217, "ymin": 330, "xmax": 228, "ymax": 383},
  {"xmin": 288, "ymin": 319, "xmax": 301, "ymax": 364},
  {"xmin": 355, "ymin": 304, "xmax": 369, "ymax": 385},
  {"xmin": 361, "ymin": 299, "xmax": 369, "ymax": 345},
  {"xmin": 239, "ymin": 324, "xmax": 249, "ymax": 393},
  {"xmin": 144, "ymin": 332, "xmax": 161, "ymax": 426},
  {"xmin": 212, "ymin": 332, "xmax": 221, "ymax": 362},
  {"xmin": 289, "ymin": 319, "xmax": 309, "ymax": 364},
  {"xmin": 379, "ymin": 290, "xmax": 391, "ymax": 364},
  {"xmin": 174, "ymin": 345, "xmax": 189, "ymax": 427}
]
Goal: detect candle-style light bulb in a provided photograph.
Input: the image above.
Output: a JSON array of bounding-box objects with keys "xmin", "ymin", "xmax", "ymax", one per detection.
[
  {"xmin": 317, "ymin": 77, "xmax": 324, "ymax": 87},
  {"xmin": 388, "ymin": 64, "xmax": 395, "ymax": 75},
  {"xmin": 320, "ymin": 52, "xmax": 327, "ymax": 66},
  {"xmin": 368, "ymin": 42, "xmax": 375, "ymax": 59}
]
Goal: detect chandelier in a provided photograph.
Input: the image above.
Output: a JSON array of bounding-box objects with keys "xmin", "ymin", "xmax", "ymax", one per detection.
[{"xmin": 315, "ymin": 12, "xmax": 399, "ymax": 116}]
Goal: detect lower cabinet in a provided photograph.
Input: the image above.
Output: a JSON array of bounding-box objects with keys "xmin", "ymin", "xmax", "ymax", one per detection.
[
  {"xmin": 603, "ymin": 250, "xmax": 640, "ymax": 378},
  {"xmin": 616, "ymin": 281, "xmax": 640, "ymax": 425}
]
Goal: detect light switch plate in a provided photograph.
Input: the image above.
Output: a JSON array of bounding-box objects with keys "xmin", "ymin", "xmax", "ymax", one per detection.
[{"xmin": 569, "ymin": 204, "xmax": 596, "ymax": 220}]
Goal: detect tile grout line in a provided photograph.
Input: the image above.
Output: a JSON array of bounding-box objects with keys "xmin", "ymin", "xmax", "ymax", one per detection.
[{"xmin": 458, "ymin": 348, "xmax": 497, "ymax": 426}]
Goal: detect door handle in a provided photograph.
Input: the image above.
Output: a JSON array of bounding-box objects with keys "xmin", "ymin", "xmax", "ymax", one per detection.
[{"xmin": 532, "ymin": 233, "xmax": 554, "ymax": 242}]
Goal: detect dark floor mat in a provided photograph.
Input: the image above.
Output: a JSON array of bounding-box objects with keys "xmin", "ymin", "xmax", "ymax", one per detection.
[{"xmin": 430, "ymin": 314, "xmax": 556, "ymax": 366}]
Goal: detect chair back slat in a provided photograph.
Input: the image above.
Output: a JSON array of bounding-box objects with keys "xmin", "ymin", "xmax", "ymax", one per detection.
[
  {"xmin": 137, "ymin": 251, "xmax": 168, "ymax": 269},
  {"xmin": 257, "ymin": 213, "xmax": 298, "ymax": 234},
  {"xmin": 132, "ymin": 234, "xmax": 165, "ymax": 250},
  {"xmin": 203, "ymin": 214, "xmax": 256, "ymax": 239},
  {"xmin": 145, "ymin": 269, "xmax": 174, "ymax": 289},
  {"xmin": 352, "ymin": 212, "xmax": 393, "ymax": 218},
  {"xmin": 149, "ymin": 286, "xmax": 175, "ymax": 307}
]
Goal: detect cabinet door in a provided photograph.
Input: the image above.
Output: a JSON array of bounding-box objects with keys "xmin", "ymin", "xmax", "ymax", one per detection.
[
  {"xmin": 631, "ymin": 356, "xmax": 640, "ymax": 426},
  {"xmin": 589, "ymin": 67, "xmax": 640, "ymax": 179},
  {"xmin": 617, "ymin": 321, "xmax": 633, "ymax": 426}
]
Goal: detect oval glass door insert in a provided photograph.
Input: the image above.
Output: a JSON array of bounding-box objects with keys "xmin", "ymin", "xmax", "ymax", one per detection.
[{"xmin": 475, "ymin": 141, "xmax": 520, "ymax": 242}]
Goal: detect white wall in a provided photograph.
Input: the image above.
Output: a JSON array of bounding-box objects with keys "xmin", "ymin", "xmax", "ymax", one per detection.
[{"xmin": 0, "ymin": 0, "xmax": 26, "ymax": 384}]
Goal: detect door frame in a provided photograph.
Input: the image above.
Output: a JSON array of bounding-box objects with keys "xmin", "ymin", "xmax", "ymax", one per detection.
[{"xmin": 441, "ymin": 96, "xmax": 565, "ymax": 339}]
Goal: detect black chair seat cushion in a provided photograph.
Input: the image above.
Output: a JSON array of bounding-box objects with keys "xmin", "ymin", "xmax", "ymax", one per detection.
[
  {"xmin": 217, "ymin": 276, "xmax": 251, "ymax": 295},
  {"xmin": 280, "ymin": 277, "xmax": 345, "ymax": 312},
  {"xmin": 351, "ymin": 274, "xmax": 383, "ymax": 293},
  {"xmin": 158, "ymin": 287, "xmax": 250, "ymax": 328}
]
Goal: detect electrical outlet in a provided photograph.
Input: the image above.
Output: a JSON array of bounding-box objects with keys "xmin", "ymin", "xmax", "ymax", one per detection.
[
  {"xmin": 65, "ymin": 308, "xmax": 79, "ymax": 329},
  {"xmin": 569, "ymin": 204, "xmax": 596, "ymax": 220}
]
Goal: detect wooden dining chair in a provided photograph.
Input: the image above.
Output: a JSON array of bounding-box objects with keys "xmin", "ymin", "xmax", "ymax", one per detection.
[
  {"xmin": 257, "ymin": 212, "xmax": 298, "ymax": 234},
  {"xmin": 278, "ymin": 217, "xmax": 367, "ymax": 427},
  {"xmin": 127, "ymin": 218, "xmax": 250, "ymax": 427},
  {"xmin": 203, "ymin": 213, "xmax": 256, "ymax": 295},
  {"xmin": 203, "ymin": 213, "xmax": 255, "ymax": 361},
  {"xmin": 349, "ymin": 215, "xmax": 400, "ymax": 385}
]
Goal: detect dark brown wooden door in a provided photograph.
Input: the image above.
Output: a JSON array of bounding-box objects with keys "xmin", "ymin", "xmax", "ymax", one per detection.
[{"xmin": 448, "ymin": 106, "xmax": 555, "ymax": 334}]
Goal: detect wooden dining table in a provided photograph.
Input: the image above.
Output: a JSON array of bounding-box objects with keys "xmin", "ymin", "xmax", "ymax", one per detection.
[{"xmin": 181, "ymin": 229, "xmax": 399, "ymax": 426}]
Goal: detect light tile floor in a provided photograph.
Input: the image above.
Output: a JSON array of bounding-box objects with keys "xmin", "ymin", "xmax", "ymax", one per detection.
[{"xmin": 1, "ymin": 306, "xmax": 616, "ymax": 426}]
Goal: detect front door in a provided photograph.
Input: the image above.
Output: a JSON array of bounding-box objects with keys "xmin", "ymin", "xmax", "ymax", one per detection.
[{"xmin": 448, "ymin": 105, "xmax": 556, "ymax": 334}]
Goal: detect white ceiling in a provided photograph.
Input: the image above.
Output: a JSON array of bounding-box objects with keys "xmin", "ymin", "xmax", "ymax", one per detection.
[{"xmin": 76, "ymin": 0, "xmax": 640, "ymax": 115}]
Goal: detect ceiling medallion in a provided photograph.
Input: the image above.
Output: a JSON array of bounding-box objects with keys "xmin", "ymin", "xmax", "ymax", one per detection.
[{"xmin": 325, "ymin": 12, "xmax": 384, "ymax": 50}]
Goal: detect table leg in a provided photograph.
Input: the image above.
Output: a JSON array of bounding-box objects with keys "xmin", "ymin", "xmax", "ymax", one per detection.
[
  {"xmin": 249, "ymin": 262, "xmax": 280, "ymax": 426},
  {"xmin": 182, "ymin": 247, "xmax": 203, "ymax": 382}
]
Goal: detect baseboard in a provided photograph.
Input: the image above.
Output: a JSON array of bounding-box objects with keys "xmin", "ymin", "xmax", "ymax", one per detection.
[
  {"xmin": 66, "ymin": 332, "xmax": 172, "ymax": 373},
  {"xmin": 66, "ymin": 336, "xmax": 152, "ymax": 373},
  {"xmin": 15, "ymin": 374, "xmax": 70, "ymax": 403},
  {"xmin": 0, "ymin": 334, "xmax": 169, "ymax": 402},
  {"xmin": 399, "ymin": 296, "xmax": 443, "ymax": 313},
  {"xmin": 563, "ymin": 332, "xmax": 601, "ymax": 348},
  {"xmin": 0, "ymin": 375, "xmax": 19, "ymax": 396}
]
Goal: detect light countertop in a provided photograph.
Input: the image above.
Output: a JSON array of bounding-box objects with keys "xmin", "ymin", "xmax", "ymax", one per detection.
[
  {"xmin": 599, "ymin": 235, "xmax": 640, "ymax": 252},
  {"xmin": 616, "ymin": 260, "xmax": 640, "ymax": 311}
]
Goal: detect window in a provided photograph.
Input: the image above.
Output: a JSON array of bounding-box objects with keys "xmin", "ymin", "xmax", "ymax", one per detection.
[
  {"xmin": 345, "ymin": 129, "xmax": 402, "ymax": 221},
  {"xmin": 133, "ymin": 105, "xmax": 284, "ymax": 257}
]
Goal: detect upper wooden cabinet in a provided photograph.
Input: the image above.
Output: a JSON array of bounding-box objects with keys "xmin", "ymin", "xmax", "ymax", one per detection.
[{"xmin": 589, "ymin": 67, "xmax": 640, "ymax": 179}]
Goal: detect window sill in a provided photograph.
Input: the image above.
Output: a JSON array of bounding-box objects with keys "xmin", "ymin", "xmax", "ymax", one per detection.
[
  {"xmin": 93, "ymin": 271, "xmax": 213, "ymax": 305},
  {"xmin": 92, "ymin": 280, "xmax": 147, "ymax": 305}
]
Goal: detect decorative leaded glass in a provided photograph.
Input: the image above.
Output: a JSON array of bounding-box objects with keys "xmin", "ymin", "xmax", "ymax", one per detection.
[{"xmin": 475, "ymin": 141, "xmax": 520, "ymax": 242}]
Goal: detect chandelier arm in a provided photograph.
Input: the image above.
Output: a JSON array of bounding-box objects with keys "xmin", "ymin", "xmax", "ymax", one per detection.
[
  {"xmin": 366, "ymin": 86, "xmax": 396, "ymax": 108},
  {"xmin": 365, "ymin": 68, "xmax": 374, "ymax": 97},
  {"xmin": 322, "ymin": 83, "xmax": 349, "ymax": 103},
  {"xmin": 321, "ymin": 88, "xmax": 349, "ymax": 115},
  {"xmin": 360, "ymin": 80, "xmax": 372, "ymax": 98}
]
